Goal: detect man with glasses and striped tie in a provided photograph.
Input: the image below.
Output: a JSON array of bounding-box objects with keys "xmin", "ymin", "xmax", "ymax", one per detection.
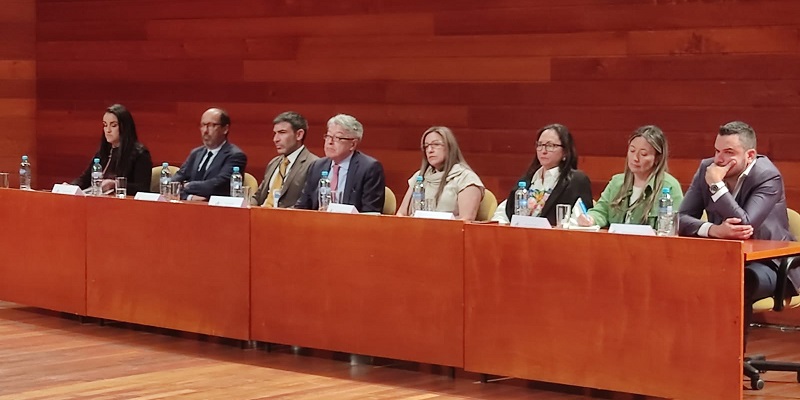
[
  {"xmin": 172, "ymin": 107, "xmax": 248, "ymax": 201},
  {"xmin": 252, "ymin": 111, "xmax": 319, "ymax": 207},
  {"xmin": 295, "ymin": 114, "xmax": 385, "ymax": 213}
]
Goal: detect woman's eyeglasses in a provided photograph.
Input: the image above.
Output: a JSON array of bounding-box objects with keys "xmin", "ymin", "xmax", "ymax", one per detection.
[{"xmin": 536, "ymin": 142, "xmax": 563, "ymax": 152}]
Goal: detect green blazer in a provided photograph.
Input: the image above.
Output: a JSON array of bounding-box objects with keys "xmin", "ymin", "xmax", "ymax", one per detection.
[{"xmin": 588, "ymin": 172, "xmax": 683, "ymax": 228}]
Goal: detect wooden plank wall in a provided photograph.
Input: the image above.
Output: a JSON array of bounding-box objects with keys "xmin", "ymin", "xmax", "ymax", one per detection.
[
  {"xmin": 33, "ymin": 0, "xmax": 800, "ymax": 208},
  {"xmin": 0, "ymin": 0, "xmax": 35, "ymax": 188}
]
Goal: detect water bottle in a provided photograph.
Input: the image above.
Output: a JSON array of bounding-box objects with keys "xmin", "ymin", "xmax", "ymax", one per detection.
[
  {"xmin": 514, "ymin": 181, "xmax": 528, "ymax": 216},
  {"xmin": 19, "ymin": 155, "xmax": 31, "ymax": 190},
  {"xmin": 230, "ymin": 166, "xmax": 244, "ymax": 197},
  {"xmin": 411, "ymin": 175, "xmax": 425, "ymax": 213},
  {"xmin": 90, "ymin": 157, "xmax": 102, "ymax": 196},
  {"xmin": 159, "ymin": 162, "xmax": 171, "ymax": 196},
  {"xmin": 318, "ymin": 170, "xmax": 332, "ymax": 211},
  {"xmin": 656, "ymin": 187, "xmax": 674, "ymax": 236}
]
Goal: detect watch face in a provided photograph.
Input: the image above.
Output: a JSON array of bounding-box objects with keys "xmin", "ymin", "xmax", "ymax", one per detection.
[{"xmin": 710, "ymin": 184, "xmax": 719, "ymax": 194}]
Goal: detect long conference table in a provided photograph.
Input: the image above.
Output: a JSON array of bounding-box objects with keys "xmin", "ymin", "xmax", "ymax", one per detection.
[{"xmin": 3, "ymin": 188, "xmax": 799, "ymax": 399}]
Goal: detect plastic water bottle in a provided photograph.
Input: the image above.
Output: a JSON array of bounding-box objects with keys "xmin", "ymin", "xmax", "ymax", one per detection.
[
  {"xmin": 514, "ymin": 181, "xmax": 528, "ymax": 216},
  {"xmin": 159, "ymin": 162, "xmax": 171, "ymax": 196},
  {"xmin": 90, "ymin": 157, "xmax": 102, "ymax": 196},
  {"xmin": 19, "ymin": 155, "xmax": 31, "ymax": 190},
  {"xmin": 318, "ymin": 170, "xmax": 331, "ymax": 211},
  {"xmin": 656, "ymin": 187, "xmax": 674, "ymax": 236},
  {"xmin": 230, "ymin": 166, "xmax": 244, "ymax": 197},
  {"xmin": 411, "ymin": 175, "xmax": 425, "ymax": 213}
]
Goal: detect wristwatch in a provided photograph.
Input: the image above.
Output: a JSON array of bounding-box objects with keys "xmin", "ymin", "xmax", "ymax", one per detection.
[{"xmin": 709, "ymin": 182, "xmax": 724, "ymax": 195}]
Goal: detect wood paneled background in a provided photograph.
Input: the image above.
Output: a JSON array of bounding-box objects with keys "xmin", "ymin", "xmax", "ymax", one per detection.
[
  {"xmin": 8, "ymin": 0, "xmax": 800, "ymax": 207},
  {"xmin": 0, "ymin": 0, "xmax": 35, "ymax": 188}
]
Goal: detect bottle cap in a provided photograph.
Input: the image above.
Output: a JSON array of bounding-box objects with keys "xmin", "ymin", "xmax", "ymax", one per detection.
[
  {"xmin": 233, "ymin": 166, "xmax": 240, "ymax": 172},
  {"xmin": 662, "ymin": 187, "xmax": 670, "ymax": 194},
  {"xmin": 518, "ymin": 181, "xmax": 526, "ymax": 188},
  {"xmin": 162, "ymin": 162, "xmax": 169, "ymax": 168},
  {"xmin": 321, "ymin": 171, "xmax": 329, "ymax": 177},
  {"xmin": 94, "ymin": 158, "xmax": 100, "ymax": 163},
  {"xmin": 416, "ymin": 176, "xmax": 423, "ymax": 182},
  {"xmin": 22, "ymin": 155, "xmax": 28, "ymax": 161}
]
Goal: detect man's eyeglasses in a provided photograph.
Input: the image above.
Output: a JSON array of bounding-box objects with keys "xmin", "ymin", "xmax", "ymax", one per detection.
[
  {"xmin": 323, "ymin": 134, "xmax": 357, "ymax": 143},
  {"xmin": 422, "ymin": 142, "xmax": 445, "ymax": 151},
  {"xmin": 536, "ymin": 142, "xmax": 563, "ymax": 152},
  {"xmin": 199, "ymin": 122, "xmax": 223, "ymax": 130}
]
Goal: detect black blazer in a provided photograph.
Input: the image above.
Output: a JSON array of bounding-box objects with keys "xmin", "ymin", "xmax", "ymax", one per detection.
[
  {"xmin": 172, "ymin": 141, "xmax": 248, "ymax": 199},
  {"xmin": 72, "ymin": 142, "xmax": 153, "ymax": 195},
  {"xmin": 295, "ymin": 151, "xmax": 385, "ymax": 213},
  {"xmin": 504, "ymin": 169, "xmax": 593, "ymax": 225}
]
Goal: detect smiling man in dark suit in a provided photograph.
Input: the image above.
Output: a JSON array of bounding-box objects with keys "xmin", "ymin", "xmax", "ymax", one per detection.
[
  {"xmin": 295, "ymin": 113, "xmax": 385, "ymax": 213},
  {"xmin": 172, "ymin": 107, "xmax": 248, "ymax": 201},
  {"xmin": 679, "ymin": 121, "xmax": 799, "ymax": 351},
  {"xmin": 253, "ymin": 111, "xmax": 319, "ymax": 207}
]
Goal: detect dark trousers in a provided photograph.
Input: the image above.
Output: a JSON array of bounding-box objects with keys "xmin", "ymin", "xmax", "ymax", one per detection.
[{"xmin": 743, "ymin": 261, "xmax": 778, "ymax": 352}]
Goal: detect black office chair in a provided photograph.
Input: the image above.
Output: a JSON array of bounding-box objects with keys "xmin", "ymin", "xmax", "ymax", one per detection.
[{"xmin": 744, "ymin": 253, "xmax": 800, "ymax": 390}]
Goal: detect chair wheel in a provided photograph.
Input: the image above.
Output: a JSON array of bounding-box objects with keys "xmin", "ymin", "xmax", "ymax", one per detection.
[{"xmin": 751, "ymin": 378, "xmax": 765, "ymax": 390}]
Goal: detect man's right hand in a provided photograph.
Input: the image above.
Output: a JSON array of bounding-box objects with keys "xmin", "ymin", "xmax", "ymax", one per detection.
[{"xmin": 709, "ymin": 217, "xmax": 753, "ymax": 240}]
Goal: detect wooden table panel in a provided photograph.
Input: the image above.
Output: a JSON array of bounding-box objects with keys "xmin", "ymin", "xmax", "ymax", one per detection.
[
  {"xmin": 251, "ymin": 208, "xmax": 464, "ymax": 367},
  {"xmin": 743, "ymin": 239, "xmax": 800, "ymax": 261},
  {"xmin": 0, "ymin": 189, "xmax": 86, "ymax": 314},
  {"xmin": 85, "ymin": 197, "xmax": 250, "ymax": 339},
  {"xmin": 464, "ymin": 226, "xmax": 743, "ymax": 400}
]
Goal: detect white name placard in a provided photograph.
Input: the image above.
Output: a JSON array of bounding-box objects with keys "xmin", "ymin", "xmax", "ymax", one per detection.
[
  {"xmin": 413, "ymin": 210, "xmax": 456, "ymax": 220},
  {"xmin": 327, "ymin": 203, "xmax": 359, "ymax": 214},
  {"xmin": 51, "ymin": 183, "xmax": 84, "ymax": 196},
  {"xmin": 134, "ymin": 192, "xmax": 166, "ymax": 202},
  {"xmin": 208, "ymin": 195, "xmax": 248, "ymax": 208},
  {"xmin": 510, "ymin": 215, "xmax": 552, "ymax": 229},
  {"xmin": 608, "ymin": 223, "xmax": 655, "ymax": 236}
]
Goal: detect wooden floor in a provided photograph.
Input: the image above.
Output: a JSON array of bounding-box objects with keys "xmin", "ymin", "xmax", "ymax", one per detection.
[{"xmin": 0, "ymin": 302, "xmax": 798, "ymax": 400}]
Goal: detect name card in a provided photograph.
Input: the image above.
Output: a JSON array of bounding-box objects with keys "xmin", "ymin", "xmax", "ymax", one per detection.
[
  {"xmin": 510, "ymin": 215, "xmax": 552, "ymax": 229},
  {"xmin": 327, "ymin": 203, "xmax": 359, "ymax": 214},
  {"xmin": 413, "ymin": 210, "xmax": 456, "ymax": 220},
  {"xmin": 208, "ymin": 195, "xmax": 248, "ymax": 208},
  {"xmin": 134, "ymin": 192, "xmax": 166, "ymax": 202},
  {"xmin": 608, "ymin": 223, "xmax": 655, "ymax": 236},
  {"xmin": 51, "ymin": 183, "xmax": 84, "ymax": 196}
]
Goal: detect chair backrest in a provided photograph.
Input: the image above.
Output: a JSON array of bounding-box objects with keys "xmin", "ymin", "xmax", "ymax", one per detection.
[
  {"xmin": 383, "ymin": 186, "xmax": 397, "ymax": 215},
  {"xmin": 476, "ymin": 189, "xmax": 498, "ymax": 222},
  {"xmin": 244, "ymin": 173, "xmax": 258, "ymax": 197},
  {"xmin": 149, "ymin": 165, "xmax": 180, "ymax": 192},
  {"xmin": 788, "ymin": 208, "xmax": 800, "ymax": 239},
  {"xmin": 753, "ymin": 208, "xmax": 800, "ymax": 313}
]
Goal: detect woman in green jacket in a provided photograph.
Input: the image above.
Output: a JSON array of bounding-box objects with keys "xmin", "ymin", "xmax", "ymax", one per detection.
[{"xmin": 578, "ymin": 125, "xmax": 683, "ymax": 228}]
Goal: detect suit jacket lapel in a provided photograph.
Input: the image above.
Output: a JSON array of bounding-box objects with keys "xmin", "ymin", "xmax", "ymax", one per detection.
[
  {"xmin": 203, "ymin": 143, "xmax": 230, "ymax": 180},
  {"xmin": 264, "ymin": 157, "xmax": 280, "ymax": 184},
  {"xmin": 343, "ymin": 152, "xmax": 360, "ymax": 204},
  {"xmin": 191, "ymin": 147, "xmax": 205, "ymax": 181},
  {"xmin": 540, "ymin": 174, "xmax": 568, "ymax": 218},
  {"xmin": 283, "ymin": 147, "xmax": 308, "ymax": 185}
]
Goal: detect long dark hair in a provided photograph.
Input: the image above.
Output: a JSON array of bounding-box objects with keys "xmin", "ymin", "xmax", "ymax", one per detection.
[
  {"xmin": 518, "ymin": 123, "xmax": 578, "ymax": 188},
  {"xmin": 98, "ymin": 104, "xmax": 139, "ymax": 177}
]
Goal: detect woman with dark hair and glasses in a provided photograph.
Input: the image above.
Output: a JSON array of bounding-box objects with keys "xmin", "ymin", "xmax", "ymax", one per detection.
[
  {"xmin": 577, "ymin": 125, "xmax": 683, "ymax": 228},
  {"xmin": 396, "ymin": 126, "xmax": 484, "ymax": 221},
  {"xmin": 72, "ymin": 104, "xmax": 153, "ymax": 195},
  {"xmin": 492, "ymin": 123, "xmax": 593, "ymax": 225}
]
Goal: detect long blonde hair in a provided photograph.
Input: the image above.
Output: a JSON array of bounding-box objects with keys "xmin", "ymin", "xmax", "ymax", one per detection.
[
  {"xmin": 610, "ymin": 125, "xmax": 669, "ymax": 224},
  {"xmin": 417, "ymin": 126, "xmax": 470, "ymax": 208}
]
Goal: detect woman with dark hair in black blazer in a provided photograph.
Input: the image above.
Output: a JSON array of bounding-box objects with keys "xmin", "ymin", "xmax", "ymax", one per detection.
[
  {"xmin": 72, "ymin": 104, "xmax": 153, "ymax": 195},
  {"xmin": 492, "ymin": 123, "xmax": 593, "ymax": 225}
]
